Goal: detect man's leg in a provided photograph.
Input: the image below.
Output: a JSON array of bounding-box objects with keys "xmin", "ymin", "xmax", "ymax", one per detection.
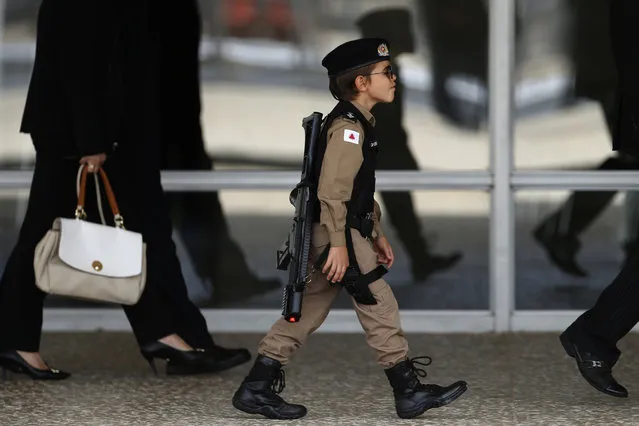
[
  {"xmin": 565, "ymin": 249, "xmax": 639, "ymax": 361},
  {"xmin": 559, "ymin": 249, "xmax": 639, "ymax": 397},
  {"xmin": 622, "ymin": 191, "xmax": 639, "ymax": 263}
]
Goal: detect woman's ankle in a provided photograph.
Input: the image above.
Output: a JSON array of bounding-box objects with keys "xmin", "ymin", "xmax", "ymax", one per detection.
[
  {"xmin": 158, "ymin": 334, "xmax": 193, "ymax": 351},
  {"xmin": 16, "ymin": 350, "xmax": 48, "ymax": 370}
]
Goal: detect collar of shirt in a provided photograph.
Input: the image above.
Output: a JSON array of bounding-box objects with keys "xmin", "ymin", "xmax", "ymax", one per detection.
[{"xmin": 350, "ymin": 101, "xmax": 376, "ymax": 127}]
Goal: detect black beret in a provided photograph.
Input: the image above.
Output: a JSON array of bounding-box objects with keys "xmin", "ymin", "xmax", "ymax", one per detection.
[{"xmin": 321, "ymin": 38, "xmax": 391, "ymax": 77}]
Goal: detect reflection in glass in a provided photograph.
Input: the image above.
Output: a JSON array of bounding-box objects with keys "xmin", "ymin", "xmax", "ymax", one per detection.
[
  {"xmin": 0, "ymin": 189, "xmax": 489, "ymax": 310},
  {"xmin": 169, "ymin": 189, "xmax": 489, "ymax": 310},
  {"xmin": 1, "ymin": 0, "xmax": 490, "ymax": 171},
  {"xmin": 210, "ymin": 190, "xmax": 489, "ymax": 310},
  {"xmin": 516, "ymin": 190, "xmax": 631, "ymax": 310},
  {"xmin": 514, "ymin": 0, "xmax": 620, "ymax": 170},
  {"xmin": 1, "ymin": 0, "xmax": 38, "ymax": 170}
]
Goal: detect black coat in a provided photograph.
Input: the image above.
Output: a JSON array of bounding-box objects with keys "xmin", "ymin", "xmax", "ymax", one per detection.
[
  {"xmin": 20, "ymin": 0, "xmax": 152, "ymax": 158},
  {"xmin": 611, "ymin": 0, "xmax": 639, "ymax": 157},
  {"xmin": 155, "ymin": 0, "xmax": 210, "ymax": 170},
  {"xmin": 568, "ymin": 0, "xmax": 617, "ymax": 102}
]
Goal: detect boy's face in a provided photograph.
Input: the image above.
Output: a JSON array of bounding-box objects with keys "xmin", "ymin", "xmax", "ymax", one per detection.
[{"xmin": 357, "ymin": 60, "xmax": 396, "ymax": 104}]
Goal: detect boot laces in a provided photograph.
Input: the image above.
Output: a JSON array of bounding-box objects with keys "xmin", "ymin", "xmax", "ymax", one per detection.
[
  {"xmin": 271, "ymin": 368, "xmax": 286, "ymax": 394},
  {"xmin": 409, "ymin": 356, "xmax": 432, "ymax": 378}
]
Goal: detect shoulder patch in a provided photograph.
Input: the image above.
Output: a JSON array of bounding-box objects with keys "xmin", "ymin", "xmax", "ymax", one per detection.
[{"xmin": 344, "ymin": 129, "xmax": 360, "ymax": 144}]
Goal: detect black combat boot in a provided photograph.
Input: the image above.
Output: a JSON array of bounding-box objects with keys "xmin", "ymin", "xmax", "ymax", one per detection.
[
  {"xmin": 232, "ymin": 354, "xmax": 307, "ymax": 420},
  {"xmin": 384, "ymin": 356, "xmax": 467, "ymax": 419}
]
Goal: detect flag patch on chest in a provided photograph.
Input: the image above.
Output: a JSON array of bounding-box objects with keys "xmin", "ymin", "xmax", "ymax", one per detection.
[{"xmin": 343, "ymin": 129, "xmax": 360, "ymax": 144}]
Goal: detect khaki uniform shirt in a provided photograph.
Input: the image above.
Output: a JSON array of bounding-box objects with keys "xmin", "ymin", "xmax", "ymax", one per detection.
[{"xmin": 317, "ymin": 101, "xmax": 385, "ymax": 247}]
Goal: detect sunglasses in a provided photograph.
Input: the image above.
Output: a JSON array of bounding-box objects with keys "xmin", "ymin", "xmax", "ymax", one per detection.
[{"xmin": 365, "ymin": 65, "xmax": 395, "ymax": 79}]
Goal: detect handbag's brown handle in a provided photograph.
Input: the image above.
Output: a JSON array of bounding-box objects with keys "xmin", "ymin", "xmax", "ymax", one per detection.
[
  {"xmin": 75, "ymin": 166, "xmax": 89, "ymax": 220},
  {"xmin": 97, "ymin": 168, "xmax": 125, "ymax": 228},
  {"xmin": 75, "ymin": 165, "xmax": 126, "ymax": 229}
]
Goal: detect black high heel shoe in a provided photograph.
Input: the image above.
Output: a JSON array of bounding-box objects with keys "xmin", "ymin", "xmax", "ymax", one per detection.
[
  {"xmin": 0, "ymin": 351, "xmax": 71, "ymax": 381},
  {"xmin": 139, "ymin": 341, "xmax": 251, "ymax": 376},
  {"xmin": 194, "ymin": 345, "xmax": 251, "ymax": 374},
  {"xmin": 139, "ymin": 341, "xmax": 210, "ymax": 375}
]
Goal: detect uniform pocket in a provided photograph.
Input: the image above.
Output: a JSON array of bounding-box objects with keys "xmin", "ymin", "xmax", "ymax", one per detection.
[{"xmin": 358, "ymin": 280, "xmax": 398, "ymax": 317}]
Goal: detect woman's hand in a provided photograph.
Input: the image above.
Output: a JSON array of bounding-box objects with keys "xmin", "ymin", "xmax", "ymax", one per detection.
[{"xmin": 79, "ymin": 153, "xmax": 107, "ymax": 173}]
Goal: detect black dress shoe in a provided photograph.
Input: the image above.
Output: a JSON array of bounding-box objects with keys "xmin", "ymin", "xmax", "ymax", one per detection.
[
  {"xmin": 166, "ymin": 345, "xmax": 251, "ymax": 375},
  {"xmin": 559, "ymin": 333, "xmax": 628, "ymax": 398},
  {"xmin": 0, "ymin": 351, "xmax": 70, "ymax": 381},
  {"xmin": 533, "ymin": 227, "xmax": 588, "ymax": 277}
]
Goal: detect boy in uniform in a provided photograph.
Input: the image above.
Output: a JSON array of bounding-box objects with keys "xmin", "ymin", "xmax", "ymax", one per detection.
[{"xmin": 232, "ymin": 38, "xmax": 468, "ymax": 420}]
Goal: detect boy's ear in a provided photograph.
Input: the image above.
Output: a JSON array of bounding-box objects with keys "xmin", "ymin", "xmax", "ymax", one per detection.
[{"xmin": 354, "ymin": 75, "xmax": 368, "ymax": 92}]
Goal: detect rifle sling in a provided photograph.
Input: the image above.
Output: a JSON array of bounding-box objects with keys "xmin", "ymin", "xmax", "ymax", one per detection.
[{"xmin": 311, "ymin": 228, "xmax": 387, "ymax": 305}]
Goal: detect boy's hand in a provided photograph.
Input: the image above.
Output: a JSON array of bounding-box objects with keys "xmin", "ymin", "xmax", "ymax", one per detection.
[
  {"xmin": 373, "ymin": 236, "xmax": 394, "ymax": 268},
  {"xmin": 323, "ymin": 246, "xmax": 349, "ymax": 283}
]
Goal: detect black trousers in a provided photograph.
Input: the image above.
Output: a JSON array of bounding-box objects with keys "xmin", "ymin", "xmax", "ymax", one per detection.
[
  {"xmin": 569, "ymin": 247, "xmax": 639, "ymax": 362},
  {"xmin": 0, "ymin": 146, "xmax": 215, "ymax": 352}
]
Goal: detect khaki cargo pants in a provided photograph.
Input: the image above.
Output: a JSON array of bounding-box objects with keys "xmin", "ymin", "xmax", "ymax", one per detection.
[{"xmin": 258, "ymin": 224, "xmax": 409, "ymax": 368}]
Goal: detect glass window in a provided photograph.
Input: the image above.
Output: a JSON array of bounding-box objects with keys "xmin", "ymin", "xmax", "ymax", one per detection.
[
  {"xmin": 1, "ymin": 0, "xmax": 39, "ymax": 169},
  {"xmin": 1, "ymin": 0, "xmax": 490, "ymax": 171},
  {"xmin": 514, "ymin": 0, "xmax": 618, "ymax": 171},
  {"xmin": 0, "ymin": 189, "xmax": 489, "ymax": 310}
]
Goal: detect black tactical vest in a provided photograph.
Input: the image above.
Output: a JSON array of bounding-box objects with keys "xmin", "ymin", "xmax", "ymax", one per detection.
[{"xmin": 312, "ymin": 101, "xmax": 379, "ymax": 238}]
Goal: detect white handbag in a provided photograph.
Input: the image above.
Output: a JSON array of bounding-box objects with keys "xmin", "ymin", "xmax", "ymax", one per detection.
[{"xmin": 33, "ymin": 164, "xmax": 147, "ymax": 305}]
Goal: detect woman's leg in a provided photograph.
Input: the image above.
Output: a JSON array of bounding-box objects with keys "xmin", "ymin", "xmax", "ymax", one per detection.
[{"xmin": 0, "ymin": 153, "xmax": 78, "ymax": 367}]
